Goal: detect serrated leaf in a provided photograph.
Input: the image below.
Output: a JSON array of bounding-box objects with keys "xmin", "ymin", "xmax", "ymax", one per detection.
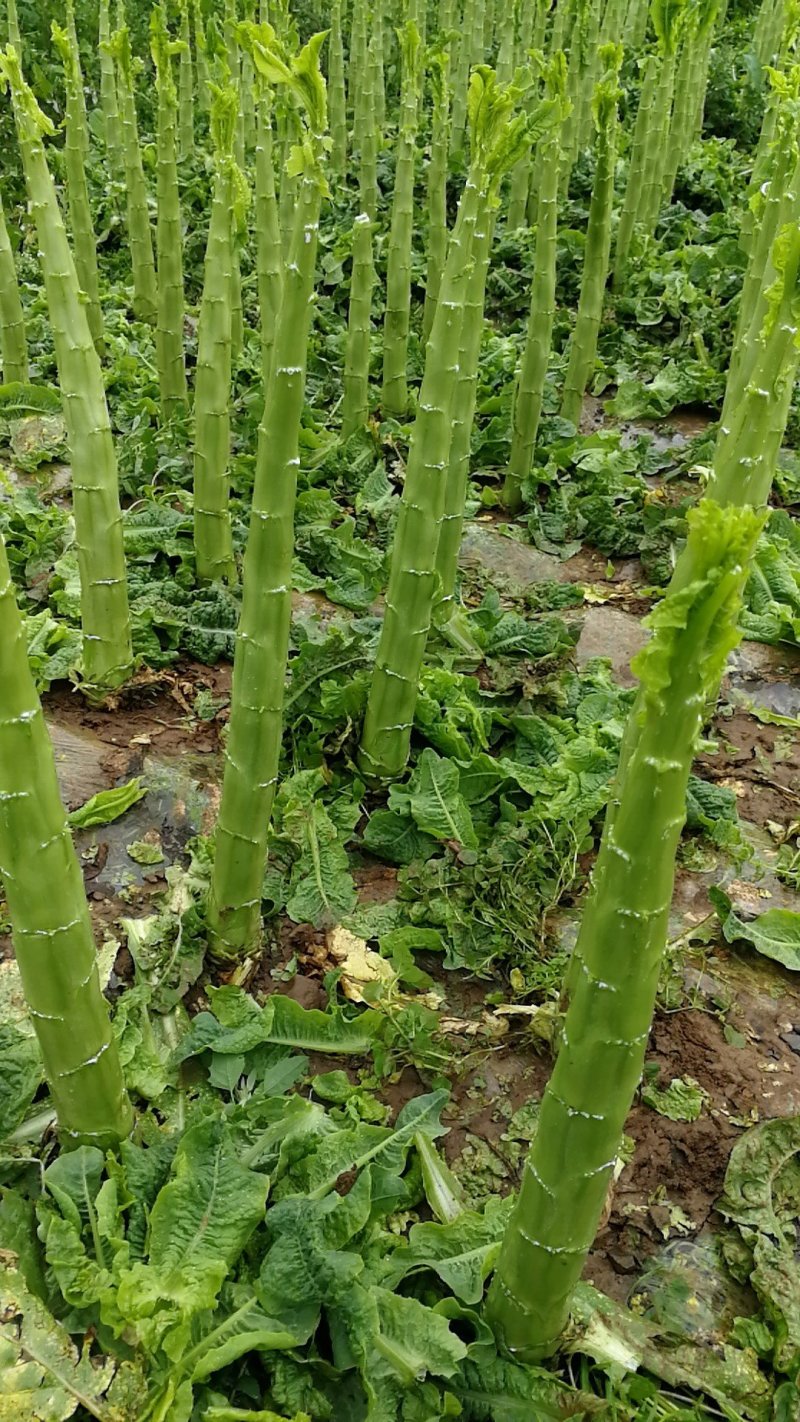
[
  {"xmin": 382, "ymin": 1199, "xmax": 513, "ymax": 1304},
  {"xmin": 0, "ymin": 1266, "xmax": 117, "ymax": 1420},
  {"xmin": 0, "ymin": 1024, "xmax": 42, "ymax": 1141},
  {"xmin": 391, "ymin": 750, "xmax": 477, "ymax": 849},
  {"xmin": 0, "ymin": 382, "xmax": 62, "ymax": 419}
]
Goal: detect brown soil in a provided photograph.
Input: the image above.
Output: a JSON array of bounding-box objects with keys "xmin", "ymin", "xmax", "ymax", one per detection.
[{"xmin": 698, "ymin": 708, "xmax": 800, "ymax": 826}]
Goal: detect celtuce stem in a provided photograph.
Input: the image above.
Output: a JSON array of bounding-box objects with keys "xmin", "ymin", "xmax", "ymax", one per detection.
[
  {"xmin": 110, "ymin": 25, "xmax": 158, "ymax": 323},
  {"xmin": 0, "ymin": 529, "xmax": 132, "ymax": 1149},
  {"xmin": 0, "ymin": 191, "xmax": 28, "ymax": 383},
  {"xmin": 2, "ymin": 48, "xmax": 132, "ymax": 693},
  {"xmin": 53, "ymin": 21, "xmax": 104, "ymax": 356},
  {"xmin": 255, "ymin": 89, "xmax": 283, "ymax": 390},
  {"xmin": 98, "ymin": 0, "xmax": 125, "ymax": 180},
  {"xmin": 193, "ymin": 85, "xmax": 243, "ymax": 586},
  {"xmin": 560, "ymin": 46, "xmax": 622, "ymax": 427},
  {"xmin": 489, "ymin": 223, "xmax": 800, "ymax": 1361},
  {"xmin": 152, "ymin": 5, "xmax": 188, "ymax": 420},
  {"xmin": 209, "ymin": 30, "xmax": 329, "ymax": 960},
  {"xmin": 382, "ymin": 21, "xmax": 421, "ymax": 419},
  {"xmin": 423, "ymin": 49, "xmax": 451, "ymax": 343}
]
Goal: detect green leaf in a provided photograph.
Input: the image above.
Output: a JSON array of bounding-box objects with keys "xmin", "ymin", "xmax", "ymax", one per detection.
[
  {"xmin": 118, "ymin": 1117, "xmax": 269, "ymax": 1316},
  {"xmin": 0, "ymin": 1265, "xmax": 117, "ymax": 1420},
  {"xmin": 641, "ymin": 1076, "xmax": 709, "ymax": 1122},
  {"xmin": 416, "ymin": 1133, "xmax": 467, "ymax": 1224},
  {"xmin": 453, "ymin": 1354, "xmax": 604, "ymax": 1419},
  {"xmin": 0, "ymin": 1024, "xmax": 41, "ymax": 1141},
  {"xmin": 391, "ymin": 750, "xmax": 477, "ymax": 849},
  {"xmin": 0, "ymin": 382, "xmax": 62, "ymax": 419},
  {"xmin": 362, "ymin": 809, "xmax": 437, "ymax": 865},
  {"xmin": 372, "ymin": 1287, "xmax": 468, "ymax": 1381},
  {"xmin": 126, "ymin": 840, "xmax": 164, "ymax": 865},
  {"xmin": 307, "ymin": 1090, "xmax": 449, "ymax": 1199},
  {"xmin": 67, "ymin": 779, "xmax": 146, "ymax": 829},
  {"xmin": 382, "ymin": 1199, "xmax": 513, "ymax": 1304},
  {"xmin": 710, "ymin": 887, "xmax": 800, "ymax": 971}
]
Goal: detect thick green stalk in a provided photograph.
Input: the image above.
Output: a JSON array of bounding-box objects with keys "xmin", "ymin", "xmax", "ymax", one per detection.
[
  {"xmin": 0, "ymin": 191, "xmax": 27, "ymax": 383},
  {"xmin": 255, "ymin": 92, "xmax": 283, "ymax": 388},
  {"xmin": 111, "ymin": 26, "xmax": 158, "ymax": 322},
  {"xmin": 382, "ymin": 20, "xmax": 421, "ymax": 417},
  {"xmin": 209, "ymin": 31, "xmax": 328, "ymax": 960},
  {"xmin": 64, "ymin": 0, "xmax": 88, "ymax": 158},
  {"xmin": 423, "ymin": 48, "xmax": 451, "ymax": 342},
  {"xmin": 624, "ymin": 0, "xmax": 650, "ymax": 45},
  {"xmin": 241, "ymin": 2, "xmax": 257, "ymax": 153},
  {"xmin": 451, "ymin": 0, "xmax": 475, "ymax": 153},
  {"xmin": 178, "ymin": 0, "xmax": 195, "ymax": 161},
  {"xmin": 193, "ymin": 86, "xmax": 242, "ymax": 586},
  {"xmin": 560, "ymin": 47, "xmax": 622, "ymax": 426},
  {"xmin": 98, "ymin": 0, "xmax": 125, "ymax": 179},
  {"xmin": 342, "ymin": 212, "xmax": 377, "ymax": 438},
  {"xmin": 548, "ymin": 0, "xmax": 574, "ymax": 56},
  {"xmin": 6, "ymin": 0, "xmax": 20, "ymax": 52},
  {"xmin": 612, "ymin": 52, "xmax": 656, "ymax": 286},
  {"xmin": 53, "ymin": 23, "xmax": 103, "ymax": 355},
  {"xmin": 329, "ymin": 0, "xmax": 347, "ymax": 175},
  {"xmin": 600, "ymin": 0, "xmax": 627, "ymax": 44},
  {"xmin": 472, "ymin": 0, "xmax": 487, "ymax": 64},
  {"xmin": 348, "ymin": 0, "xmax": 367, "ymax": 129},
  {"xmin": 560, "ymin": 0, "xmax": 601, "ymax": 191},
  {"xmin": 357, "ymin": 26, "xmax": 380, "ymax": 221},
  {"xmin": 506, "ymin": 0, "xmax": 537, "ymax": 229},
  {"xmin": 0, "ymin": 531, "xmax": 132, "ymax": 1149},
  {"xmin": 435, "ymin": 210, "xmax": 495, "ymax": 606},
  {"xmin": 194, "ymin": 0, "xmax": 210, "ymax": 110},
  {"xmin": 488, "ymin": 227, "xmax": 800, "ymax": 1359},
  {"xmin": 152, "ymin": 5, "xmax": 188, "ymax": 420},
  {"xmin": 373, "ymin": 0, "xmax": 387, "ymax": 130},
  {"xmin": 360, "ymin": 69, "xmax": 534, "ymax": 780},
  {"xmin": 503, "ymin": 53, "xmax": 569, "ymax": 511},
  {"xmin": 2, "ymin": 50, "xmax": 132, "ymax": 691},
  {"xmin": 636, "ymin": 61, "xmax": 676, "ymax": 234},
  {"xmin": 496, "ymin": 0, "xmax": 516, "ymax": 84},
  {"xmin": 757, "ymin": 0, "xmax": 786, "ymax": 67}
]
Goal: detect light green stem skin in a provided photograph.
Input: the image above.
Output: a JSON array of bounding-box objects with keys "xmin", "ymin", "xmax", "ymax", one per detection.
[
  {"xmin": 506, "ymin": 0, "xmax": 536, "ymax": 229},
  {"xmin": 560, "ymin": 75, "xmax": 619, "ymax": 426},
  {"xmin": 496, "ymin": 1, "xmax": 516, "ymax": 84},
  {"xmin": 113, "ymin": 30, "xmax": 158, "ymax": 323},
  {"xmin": 451, "ymin": 0, "xmax": 475, "ymax": 153},
  {"xmin": 6, "ymin": 0, "xmax": 20, "ymax": 52},
  {"xmin": 255, "ymin": 97, "xmax": 283, "ymax": 389},
  {"xmin": 660, "ymin": 26, "xmax": 695, "ymax": 205},
  {"xmin": 636, "ymin": 47, "xmax": 678, "ymax": 238},
  {"xmin": 209, "ymin": 171, "xmax": 323, "ymax": 958},
  {"xmin": 600, "ymin": 0, "xmax": 627, "ymax": 45},
  {"xmin": 373, "ymin": 0, "xmax": 387, "ymax": 131},
  {"xmin": 624, "ymin": 0, "xmax": 650, "ymax": 46},
  {"xmin": 423, "ymin": 51, "xmax": 451, "ymax": 343},
  {"xmin": 549, "ymin": 0, "xmax": 574, "ymax": 57},
  {"xmin": 348, "ymin": 0, "xmax": 368, "ymax": 131},
  {"xmin": 64, "ymin": 0, "xmax": 88, "ymax": 158},
  {"xmin": 329, "ymin": 0, "xmax": 348, "ymax": 176},
  {"xmin": 193, "ymin": 165, "xmax": 235, "ymax": 585},
  {"xmin": 178, "ymin": 0, "xmax": 195, "ymax": 162},
  {"xmin": 435, "ymin": 211, "xmax": 496, "ymax": 606},
  {"xmin": 7, "ymin": 65, "xmax": 133, "ymax": 692},
  {"xmin": 358, "ymin": 176, "xmax": 483, "ymax": 780},
  {"xmin": 231, "ymin": 243, "xmax": 243, "ymax": 362},
  {"xmin": 757, "ymin": 0, "xmax": 785, "ymax": 67},
  {"xmin": 240, "ymin": 23, "xmax": 257, "ymax": 155},
  {"xmin": 0, "ymin": 192, "xmax": 28, "ymax": 383},
  {"xmin": 357, "ymin": 28, "xmax": 380, "ymax": 222},
  {"xmin": 342, "ymin": 212, "xmax": 377, "ymax": 438},
  {"xmin": 613, "ymin": 54, "xmax": 656, "ymax": 287},
  {"xmin": 488, "ymin": 229, "xmax": 800, "ymax": 1359},
  {"xmin": 277, "ymin": 105, "xmax": 300, "ymax": 258},
  {"xmin": 472, "ymin": 0, "xmax": 487, "ymax": 65},
  {"xmin": 54, "ymin": 24, "xmax": 104, "ymax": 356},
  {"xmin": 0, "ymin": 533, "xmax": 132, "ymax": 1150},
  {"xmin": 382, "ymin": 22, "xmax": 421, "ymax": 418},
  {"xmin": 561, "ymin": 0, "xmax": 600, "ymax": 192},
  {"xmin": 153, "ymin": 25, "xmax": 187, "ymax": 420},
  {"xmin": 503, "ymin": 120, "xmax": 563, "ymax": 511},
  {"xmin": 98, "ymin": 0, "xmax": 125, "ymax": 180},
  {"xmin": 194, "ymin": 0, "xmax": 210, "ymax": 111}
]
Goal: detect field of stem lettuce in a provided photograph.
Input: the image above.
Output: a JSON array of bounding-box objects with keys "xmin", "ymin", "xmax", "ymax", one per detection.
[{"xmin": 2, "ymin": 0, "xmax": 800, "ymax": 1418}]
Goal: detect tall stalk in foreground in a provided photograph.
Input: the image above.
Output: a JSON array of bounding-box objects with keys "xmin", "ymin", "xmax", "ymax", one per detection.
[
  {"xmin": 560, "ymin": 45, "xmax": 622, "ymax": 426},
  {"xmin": 209, "ymin": 28, "xmax": 329, "ymax": 960},
  {"xmin": 6, "ymin": 0, "xmax": 20, "ymax": 52},
  {"xmin": 423, "ymin": 47, "xmax": 451, "ymax": 342},
  {"xmin": 0, "ymin": 532, "xmax": 132, "ymax": 1148},
  {"xmin": 193, "ymin": 85, "xmax": 245, "ymax": 586},
  {"xmin": 98, "ymin": 0, "xmax": 125, "ymax": 180},
  {"xmin": 109, "ymin": 25, "xmax": 158, "ymax": 323},
  {"xmin": 488, "ymin": 223, "xmax": 800, "ymax": 1361},
  {"xmin": 152, "ymin": 6, "xmax": 188, "ymax": 420},
  {"xmin": 1, "ymin": 48, "xmax": 132, "ymax": 693},
  {"xmin": 382, "ymin": 20, "xmax": 422, "ymax": 418},
  {"xmin": 503, "ymin": 53, "xmax": 570, "ymax": 512},
  {"xmin": 0, "ymin": 190, "xmax": 28, "ymax": 383},
  {"xmin": 52, "ymin": 21, "xmax": 104, "ymax": 355},
  {"xmin": 194, "ymin": 0, "xmax": 210, "ymax": 111},
  {"xmin": 359, "ymin": 70, "xmax": 535, "ymax": 782}
]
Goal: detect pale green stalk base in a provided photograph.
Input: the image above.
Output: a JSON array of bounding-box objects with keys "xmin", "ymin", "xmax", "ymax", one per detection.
[
  {"xmin": 342, "ymin": 212, "xmax": 376, "ymax": 439},
  {"xmin": 0, "ymin": 531, "xmax": 132, "ymax": 1149}
]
